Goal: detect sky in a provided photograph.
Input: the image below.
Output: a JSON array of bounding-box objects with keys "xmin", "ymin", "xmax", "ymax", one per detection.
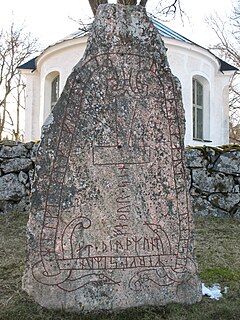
[{"xmin": 0, "ymin": 0, "xmax": 234, "ymax": 52}]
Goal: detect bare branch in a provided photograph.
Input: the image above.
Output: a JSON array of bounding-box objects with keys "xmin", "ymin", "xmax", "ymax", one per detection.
[
  {"xmin": 206, "ymin": 8, "xmax": 240, "ymax": 128},
  {"xmin": 0, "ymin": 20, "xmax": 39, "ymax": 140},
  {"xmin": 68, "ymin": 16, "xmax": 93, "ymax": 33},
  {"xmin": 154, "ymin": 0, "xmax": 184, "ymax": 21}
]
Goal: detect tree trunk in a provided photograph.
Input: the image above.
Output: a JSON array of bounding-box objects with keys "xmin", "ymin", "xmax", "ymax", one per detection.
[
  {"xmin": 117, "ymin": 0, "xmax": 138, "ymax": 4},
  {"xmin": 15, "ymin": 84, "xmax": 21, "ymax": 141},
  {"xmin": 89, "ymin": 0, "xmax": 108, "ymax": 16},
  {"xmin": 0, "ymin": 99, "xmax": 7, "ymax": 140},
  {"xmin": 89, "ymin": 0, "xmax": 148, "ymax": 15},
  {"xmin": 0, "ymin": 22, "xmax": 38, "ymax": 141},
  {"xmin": 139, "ymin": 0, "xmax": 148, "ymax": 7}
]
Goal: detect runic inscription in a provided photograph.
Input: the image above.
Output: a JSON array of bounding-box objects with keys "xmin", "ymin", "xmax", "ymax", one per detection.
[{"xmin": 23, "ymin": 4, "xmax": 201, "ymax": 312}]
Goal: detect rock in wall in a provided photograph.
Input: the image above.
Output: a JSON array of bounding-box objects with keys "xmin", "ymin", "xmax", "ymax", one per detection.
[
  {"xmin": 0, "ymin": 141, "xmax": 37, "ymax": 214},
  {"xmin": 185, "ymin": 146, "xmax": 240, "ymax": 218}
]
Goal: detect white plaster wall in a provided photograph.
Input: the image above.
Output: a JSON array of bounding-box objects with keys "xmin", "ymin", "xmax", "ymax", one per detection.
[
  {"xmin": 165, "ymin": 39, "xmax": 232, "ymax": 146},
  {"xmin": 37, "ymin": 38, "xmax": 87, "ymax": 129},
  {"xmin": 22, "ymin": 35, "xmax": 234, "ymax": 145},
  {"xmin": 217, "ymin": 75, "xmax": 232, "ymax": 145},
  {"xmin": 21, "ymin": 70, "xmax": 40, "ymax": 141}
]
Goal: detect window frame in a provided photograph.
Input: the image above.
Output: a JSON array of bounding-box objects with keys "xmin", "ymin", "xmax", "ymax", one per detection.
[
  {"xmin": 51, "ymin": 74, "xmax": 60, "ymax": 110},
  {"xmin": 192, "ymin": 78, "xmax": 204, "ymax": 140},
  {"xmin": 192, "ymin": 75, "xmax": 211, "ymax": 142},
  {"xmin": 43, "ymin": 71, "xmax": 60, "ymax": 122}
]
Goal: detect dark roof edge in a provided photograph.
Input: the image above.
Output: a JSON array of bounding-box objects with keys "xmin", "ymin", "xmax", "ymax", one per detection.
[
  {"xmin": 17, "ymin": 57, "xmax": 37, "ymax": 71},
  {"xmin": 218, "ymin": 58, "xmax": 239, "ymax": 72}
]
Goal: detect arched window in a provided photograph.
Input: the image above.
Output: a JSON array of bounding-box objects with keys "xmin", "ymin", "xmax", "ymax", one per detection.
[
  {"xmin": 51, "ymin": 75, "xmax": 59, "ymax": 109},
  {"xmin": 43, "ymin": 71, "xmax": 60, "ymax": 121},
  {"xmin": 192, "ymin": 76, "xmax": 210, "ymax": 141},
  {"xmin": 192, "ymin": 78, "xmax": 203, "ymax": 140}
]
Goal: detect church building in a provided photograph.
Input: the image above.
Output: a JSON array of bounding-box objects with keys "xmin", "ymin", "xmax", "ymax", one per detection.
[{"xmin": 19, "ymin": 19, "xmax": 237, "ymax": 145}]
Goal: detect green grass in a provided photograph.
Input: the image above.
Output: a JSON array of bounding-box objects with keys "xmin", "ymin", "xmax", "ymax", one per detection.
[{"xmin": 0, "ymin": 212, "xmax": 240, "ymax": 320}]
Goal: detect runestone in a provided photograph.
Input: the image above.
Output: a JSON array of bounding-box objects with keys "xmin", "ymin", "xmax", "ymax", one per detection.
[{"xmin": 23, "ymin": 4, "xmax": 202, "ymax": 312}]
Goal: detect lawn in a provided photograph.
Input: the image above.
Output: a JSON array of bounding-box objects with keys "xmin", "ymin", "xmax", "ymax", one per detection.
[{"xmin": 0, "ymin": 211, "xmax": 240, "ymax": 320}]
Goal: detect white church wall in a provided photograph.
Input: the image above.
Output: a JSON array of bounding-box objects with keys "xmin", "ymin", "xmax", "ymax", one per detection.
[
  {"xmin": 24, "ymin": 70, "xmax": 41, "ymax": 141},
  {"xmin": 215, "ymin": 75, "xmax": 232, "ymax": 145},
  {"xmin": 37, "ymin": 37, "xmax": 87, "ymax": 130},
  {"xmin": 165, "ymin": 38, "xmax": 230, "ymax": 146}
]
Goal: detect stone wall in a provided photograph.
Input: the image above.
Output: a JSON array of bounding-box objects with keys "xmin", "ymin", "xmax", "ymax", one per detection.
[
  {"xmin": 185, "ymin": 146, "xmax": 240, "ymax": 218},
  {"xmin": 0, "ymin": 141, "xmax": 38, "ymax": 213},
  {"xmin": 0, "ymin": 141, "xmax": 239, "ymax": 218}
]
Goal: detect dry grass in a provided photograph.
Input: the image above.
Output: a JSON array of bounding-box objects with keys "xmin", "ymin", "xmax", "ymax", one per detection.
[{"xmin": 0, "ymin": 212, "xmax": 240, "ymax": 320}]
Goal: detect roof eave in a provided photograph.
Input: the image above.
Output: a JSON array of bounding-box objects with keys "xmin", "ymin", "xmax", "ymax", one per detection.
[
  {"xmin": 17, "ymin": 56, "xmax": 37, "ymax": 71},
  {"xmin": 218, "ymin": 58, "xmax": 239, "ymax": 72}
]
